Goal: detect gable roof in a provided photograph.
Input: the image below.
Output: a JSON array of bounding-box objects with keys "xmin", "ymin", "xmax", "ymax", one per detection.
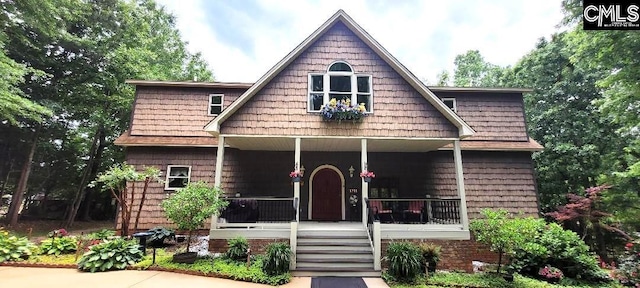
[{"xmin": 204, "ymin": 10, "xmax": 475, "ymax": 138}]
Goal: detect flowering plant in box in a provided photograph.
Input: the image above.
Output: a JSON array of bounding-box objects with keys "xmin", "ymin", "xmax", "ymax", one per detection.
[
  {"xmin": 538, "ymin": 265, "xmax": 563, "ymax": 282},
  {"xmin": 320, "ymin": 98, "xmax": 366, "ymax": 121},
  {"xmin": 289, "ymin": 171, "xmax": 303, "ymax": 178},
  {"xmin": 360, "ymin": 170, "xmax": 375, "ymax": 178}
]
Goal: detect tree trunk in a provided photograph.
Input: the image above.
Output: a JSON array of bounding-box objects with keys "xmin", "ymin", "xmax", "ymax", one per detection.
[
  {"xmin": 64, "ymin": 125, "xmax": 103, "ymax": 228},
  {"xmin": 0, "ymin": 161, "xmax": 13, "ymax": 208},
  {"xmin": 80, "ymin": 129, "xmax": 107, "ymax": 221},
  {"xmin": 7, "ymin": 130, "xmax": 38, "ymax": 227},
  {"xmin": 497, "ymin": 249, "xmax": 503, "ymax": 274},
  {"xmin": 133, "ymin": 177, "xmax": 150, "ymax": 231}
]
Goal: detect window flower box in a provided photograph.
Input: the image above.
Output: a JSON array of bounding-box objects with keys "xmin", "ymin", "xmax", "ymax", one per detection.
[{"xmin": 320, "ymin": 98, "xmax": 366, "ymax": 122}]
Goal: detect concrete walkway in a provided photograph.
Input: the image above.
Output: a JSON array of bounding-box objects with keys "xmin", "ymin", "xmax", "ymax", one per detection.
[{"xmin": 0, "ymin": 266, "xmax": 390, "ymax": 288}]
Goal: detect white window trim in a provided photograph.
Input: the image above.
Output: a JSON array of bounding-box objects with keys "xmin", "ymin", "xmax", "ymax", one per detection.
[
  {"xmin": 442, "ymin": 98, "xmax": 457, "ymax": 113},
  {"xmin": 208, "ymin": 94, "xmax": 224, "ymax": 116},
  {"xmin": 307, "ymin": 62, "xmax": 373, "ymax": 113},
  {"xmin": 165, "ymin": 165, "xmax": 192, "ymax": 191}
]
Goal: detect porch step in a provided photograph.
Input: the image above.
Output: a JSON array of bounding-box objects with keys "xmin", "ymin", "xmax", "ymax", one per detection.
[{"xmin": 294, "ymin": 224, "xmax": 376, "ymax": 277}]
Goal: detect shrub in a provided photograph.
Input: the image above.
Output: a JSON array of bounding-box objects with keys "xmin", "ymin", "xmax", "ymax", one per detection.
[
  {"xmin": 146, "ymin": 226, "xmax": 174, "ymax": 246},
  {"xmin": 77, "ymin": 238, "xmax": 143, "ymax": 272},
  {"xmin": 418, "ymin": 242, "xmax": 441, "ymax": 272},
  {"xmin": 470, "ymin": 209, "xmax": 541, "ymax": 273},
  {"xmin": 39, "ymin": 236, "xmax": 77, "ymax": 255},
  {"xmin": 509, "ymin": 222, "xmax": 610, "ymax": 282},
  {"xmin": 87, "ymin": 229, "xmax": 115, "ymax": 240},
  {"xmin": 385, "ymin": 241, "xmax": 422, "ymax": 282},
  {"xmin": 226, "ymin": 236, "xmax": 249, "ymax": 262},
  {"xmin": 0, "ymin": 229, "xmax": 36, "ymax": 262},
  {"xmin": 262, "ymin": 242, "xmax": 291, "ymax": 275},
  {"xmin": 614, "ymin": 241, "xmax": 640, "ymax": 286}
]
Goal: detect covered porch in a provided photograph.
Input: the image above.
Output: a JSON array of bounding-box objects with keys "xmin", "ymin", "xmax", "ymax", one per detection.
[{"xmin": 210, "ymin": 135, "xmax": 469, "ymax": 228}]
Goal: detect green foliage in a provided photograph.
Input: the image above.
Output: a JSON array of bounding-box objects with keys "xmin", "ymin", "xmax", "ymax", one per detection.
[
  {"xmin": 77, "ymin": 238, "xmax": 143, "ymax": 272},
  {"xmin": 146, "ymin": 226, "xmax": 175, "ymax": 246},
  {"xmin": 453, "ymin": 50, "xmax": 507, "ymax": 87},
  {"xmin": 134, "ymin": 252, "xmax": 290, "ymax": 286},
  {"xmin": 87, "ymin": 229, "xmax": 116, "ymax": 241},
  {"xmin": 613, "ymin": 241, "xmax": 640, "ymax": 286},
  {"xmin": 39, "ymin": 237, "xmax": 77, "ymax": 255},
  {"xmin": 470, "ymin": 209, "xmax": 541, "ymax": 273},
  {"xmin": 0, "ymin": 229, "xmax": 37, "ymax": 262},
  {"xmin": 386, "ymin": 241, "xmax": 423, "ymax": 282},
  {"xmin": 161, "ymin": 181, "xmax": 227, "ymax": 251},
  {"xmin": 426, "ymin": 272, "xmax": 511, "ymax": 288},
  {"xmin": 509, "ymin": 222, "xmax": 610, "ymax": 283},
  {"xmin": 225, "ymin": 236, "xmax": 249, "ymax": 262},
  {"xmin": 387, "ymin": 272, "xmax": 622, "ymax": 288},
  {"xmin": 26, "ymin": 254, "xmax": 77, "ymax": 265},
  {"xmin": 262, "ymin": 242, "xmax": 291, "ymax": 276}
]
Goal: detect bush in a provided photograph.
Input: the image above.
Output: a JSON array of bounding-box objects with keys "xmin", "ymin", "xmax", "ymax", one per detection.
[
  {"xmin": 385, "ymin": 241, "xmax": 422, "ymax": 282},
  {"xmin": 0, "ymin": 229, "xmax": 36, "ymax": 262},
  {"xmin": 226, "ymin": 236, "xmax": 249, "ymax": 262},
  {"xmin": 418, "ymin": 242, "xmax": 441, "ymax": 272},
  {"xmin": 262, "ymin": 242, "xmax": 291, "ymax": 275},
  {"xmin": 146, "ymin": 226, "xmax": 174, "ymax": 246},
  {"xmin": 509, "ymin": 222, "xmax": 610, "ymax": 282},
  {"xmin": 77, "ymin": 238, "xmax": 143, "ymax": 272},
  {"xmin": 87, "ymin": 229, "xmax": 115, "ymax": 240},
  {"xmin": 39, "ymin": 236, "xmax": 77, "ymax": 255},
  {"xmin": 614, "ymin": 241, "xmax": 640, "ymax": 286}
]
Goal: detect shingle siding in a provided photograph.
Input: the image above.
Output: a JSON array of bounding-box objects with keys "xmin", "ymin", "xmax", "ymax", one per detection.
[
  {"xmin": 220, "ymin": 22, "xmax": 458, "ymax": 138},
  {"xmin": 435, "ymin": 91, "xmax": 530, "ymax": 141},
  {"xmin": 130, "ymin": 86, "xmax": 243, "ymax": 137}
]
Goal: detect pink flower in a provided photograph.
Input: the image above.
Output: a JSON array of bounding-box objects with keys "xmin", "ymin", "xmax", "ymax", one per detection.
[
  {"xmin": 626, "ymin": 243, "xmax": 634, "ymax": 250},
  {"xmin": 360, "ymin": 170, "xmax": 375, "ymax": 178}
]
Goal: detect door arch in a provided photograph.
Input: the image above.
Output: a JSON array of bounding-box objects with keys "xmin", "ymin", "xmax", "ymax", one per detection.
[{"xmin": 308, "ymin": 165, "xmax": 345, "ymax": 220}]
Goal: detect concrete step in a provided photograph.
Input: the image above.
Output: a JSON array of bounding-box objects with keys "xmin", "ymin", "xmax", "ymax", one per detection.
[
  {"xmin": 297, "ymin": 240, "xmax": 370, "ymax": 247},
  {"xmin": 292, "ymin": 269, "xmax": 381, "ymax": 277},
  {"xmin": 297, "ymin": 257, "xmax": 373, "ymax": 263},
  {"xmin": 296, "ymin": 245, "xmax": 372, "ymax": 252},
  {"xmin": 296, "ymin": 261, "xmax": 374, "ymax": 269},
  {"xmin": 298, "ymin": 230, "xmax": 368, "ymax": 237},
  {"xmin": 296, "ymin": 253, "xmax": 373, "ymax": 260}
]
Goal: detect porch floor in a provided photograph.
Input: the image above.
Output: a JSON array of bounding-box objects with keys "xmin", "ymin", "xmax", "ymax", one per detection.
[{"xmin": 298, "ymin": 222, "xmax": 364, "ymax": 231}]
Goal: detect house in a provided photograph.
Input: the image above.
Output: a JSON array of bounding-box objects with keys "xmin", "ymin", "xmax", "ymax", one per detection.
[{"xmin": 115, "ymin": 10, "xmax": 542, "ymax": 275}]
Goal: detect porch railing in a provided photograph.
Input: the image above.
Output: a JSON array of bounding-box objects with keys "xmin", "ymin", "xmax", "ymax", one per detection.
[
  {"xmin": 368, "ymin": 198, "xmax": 461, "ymax": 224},
  {"xmin": 218, "ymin": 197, "xmax": 296, "ymax": 223}
]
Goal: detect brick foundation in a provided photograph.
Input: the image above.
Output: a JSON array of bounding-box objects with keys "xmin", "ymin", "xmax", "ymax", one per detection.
[
  {"xmin": 209, "ymin": 238, "xmax": 290, "ymax": 255},
  {"xmin": 381, "ymin": 236, "xmax": 499, "ymax": 272}
]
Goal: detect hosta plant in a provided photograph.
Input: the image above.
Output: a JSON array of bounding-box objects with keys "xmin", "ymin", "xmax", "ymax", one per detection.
[
  {"xmin": 87, "ymin": 229, "xmax": 115, "ymax": 240},
  {"xmin": 0, "ymin": 229, "xmax": 36, "ymax": 262},
  {"xmin": 77, "ymin": 238, "xmax": 143, "ymax": 272},
  {"xmin": 39, "ymin": 236, "xmax": 77, "ymax": 255},
  {"xmin": 262, "ymin": 242, "xmax": 291, "ymax": 275}
]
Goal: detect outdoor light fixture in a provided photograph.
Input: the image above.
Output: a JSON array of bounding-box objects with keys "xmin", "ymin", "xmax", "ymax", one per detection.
[
  {"xmin": 300, "ymin": 165, "xmax": 306, "ymax": 177},
  {"xmin": 348, "ymin": 165, "xmax": 355, "ymax": 178}
]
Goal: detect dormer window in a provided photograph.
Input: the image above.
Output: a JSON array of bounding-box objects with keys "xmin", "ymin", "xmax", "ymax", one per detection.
[
  {"xmin": 209, "ymin": 94, "xmax": 224, "ymax": 115},
  {"xmin": 442, "ymin": 98, "xmax": 456, "ymax": 113},
  {"xmin": 308, "ymin": 61, "xmax": 373, "ymax": 112}
]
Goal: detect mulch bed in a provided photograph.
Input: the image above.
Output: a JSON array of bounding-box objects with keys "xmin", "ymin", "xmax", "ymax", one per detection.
[{"xmin": 0, "ymin": 262, "xmax": 76, "ymax": 269}]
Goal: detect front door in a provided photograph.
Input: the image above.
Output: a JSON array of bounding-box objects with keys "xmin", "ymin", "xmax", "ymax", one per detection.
[{"xmin": 312, "ymin": 168, "xmax": 342, "ymax": 221}]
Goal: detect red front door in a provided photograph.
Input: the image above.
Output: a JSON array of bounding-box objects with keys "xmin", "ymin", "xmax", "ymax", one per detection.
[{"xmin": 312, "ymin": 168, "xmax": 342, "ymax": 221}]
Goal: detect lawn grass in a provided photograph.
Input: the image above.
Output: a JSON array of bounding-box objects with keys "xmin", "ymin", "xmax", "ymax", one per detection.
[
  {"xmin": 387, "ymin": 272, "xmax": 623, "ymax": 288},
  {"xmin": 25, "ymin": 254, "xmax": 78, "ymax": 265}
]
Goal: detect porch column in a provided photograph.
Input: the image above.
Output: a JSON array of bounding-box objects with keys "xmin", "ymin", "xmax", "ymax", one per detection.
[
  {"xmin": 361, "ymin": 138, "xmax": 368, "ymax": 226},
  {"xmin": 453, "ymin": 140, "xmax": 469, "ymax": 230},
  {"xmin": 211, "ymin": 135, "xmax": 225, "ymax": 230},
  {"xmin": 294, "ymin": 137, "xmax": 301, "ymax": 222}
]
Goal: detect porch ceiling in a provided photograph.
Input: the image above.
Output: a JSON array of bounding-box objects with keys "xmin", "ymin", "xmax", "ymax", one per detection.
[{"xmin": 224, "ymin": 137, "xmax": 452, "ymax": 152}]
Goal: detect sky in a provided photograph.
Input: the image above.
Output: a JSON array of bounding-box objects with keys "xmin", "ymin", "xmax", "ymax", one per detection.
[{"xmin": 155, "ymin": 0, "xmax": 565, "ymax": 83}]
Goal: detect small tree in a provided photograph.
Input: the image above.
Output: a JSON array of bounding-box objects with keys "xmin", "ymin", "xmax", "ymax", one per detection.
[
  {"xmin": 91, "ymin": 163, "xmax": 161, "ymax": 236},
  {"xmin": 160, "ymin": 181, "xmax": 227, "ymax": 252},
  {"xmin": 470, "ymin": 209, "xmax": 540, "ymax": 274}
]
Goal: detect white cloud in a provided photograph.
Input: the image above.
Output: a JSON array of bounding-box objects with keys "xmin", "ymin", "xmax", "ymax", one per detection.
[{"xmin": 157, "ymin": 0, "xmax": 564, "ymax": 83}]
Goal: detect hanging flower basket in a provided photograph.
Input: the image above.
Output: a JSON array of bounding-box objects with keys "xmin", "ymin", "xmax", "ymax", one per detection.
[
  {"xmin": 360, "ymin": 170, "xmax": 375, "ymax": 183},
  {"xmin": 290, "ymin": 170, "xmax": 302, "ymax": 183}
]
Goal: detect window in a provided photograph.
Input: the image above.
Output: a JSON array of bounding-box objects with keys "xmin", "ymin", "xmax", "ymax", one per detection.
[
  {"xmin": 165, "ymin": 165, "xmax": 191, "ymax": 190},
  {"xmin": 442, "ymin": 98, "xmax": 456, "ymax": 112},
  {"xmin": 209, "ymin": 94, "xmax": 224, "ymax": 115},
  {"xmin": 308, "ymin": 61, "xmax": 373, "ymax": 112}
]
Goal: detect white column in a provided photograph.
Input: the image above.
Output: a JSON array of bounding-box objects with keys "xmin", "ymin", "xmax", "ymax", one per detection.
[
  {"xmin": 211, "ymin": 135, "xmax": 225, "ymax": 231},
  {"xmin": 361, "ymin": 138, "xmax": 368, "ymax": 226},
  {"xmin": 294, "ymin": 138, "xmax": 301, "ymax": 222},
  {"xmin": 289, "ymin": 221, "xmax": 298, "ymax": 269},
  {"xmin": 373, "ymin": 221, "xmax": 381, "ymax": 271},
  {"xmin": 453, "ymin": 140, "xmax": 469, "ymax": 230}
]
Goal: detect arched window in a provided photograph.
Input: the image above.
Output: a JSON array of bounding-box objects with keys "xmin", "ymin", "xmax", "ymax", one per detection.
[{"xmin": 308, "ymin": 61, "xmax": 373, "ymax": 112}]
